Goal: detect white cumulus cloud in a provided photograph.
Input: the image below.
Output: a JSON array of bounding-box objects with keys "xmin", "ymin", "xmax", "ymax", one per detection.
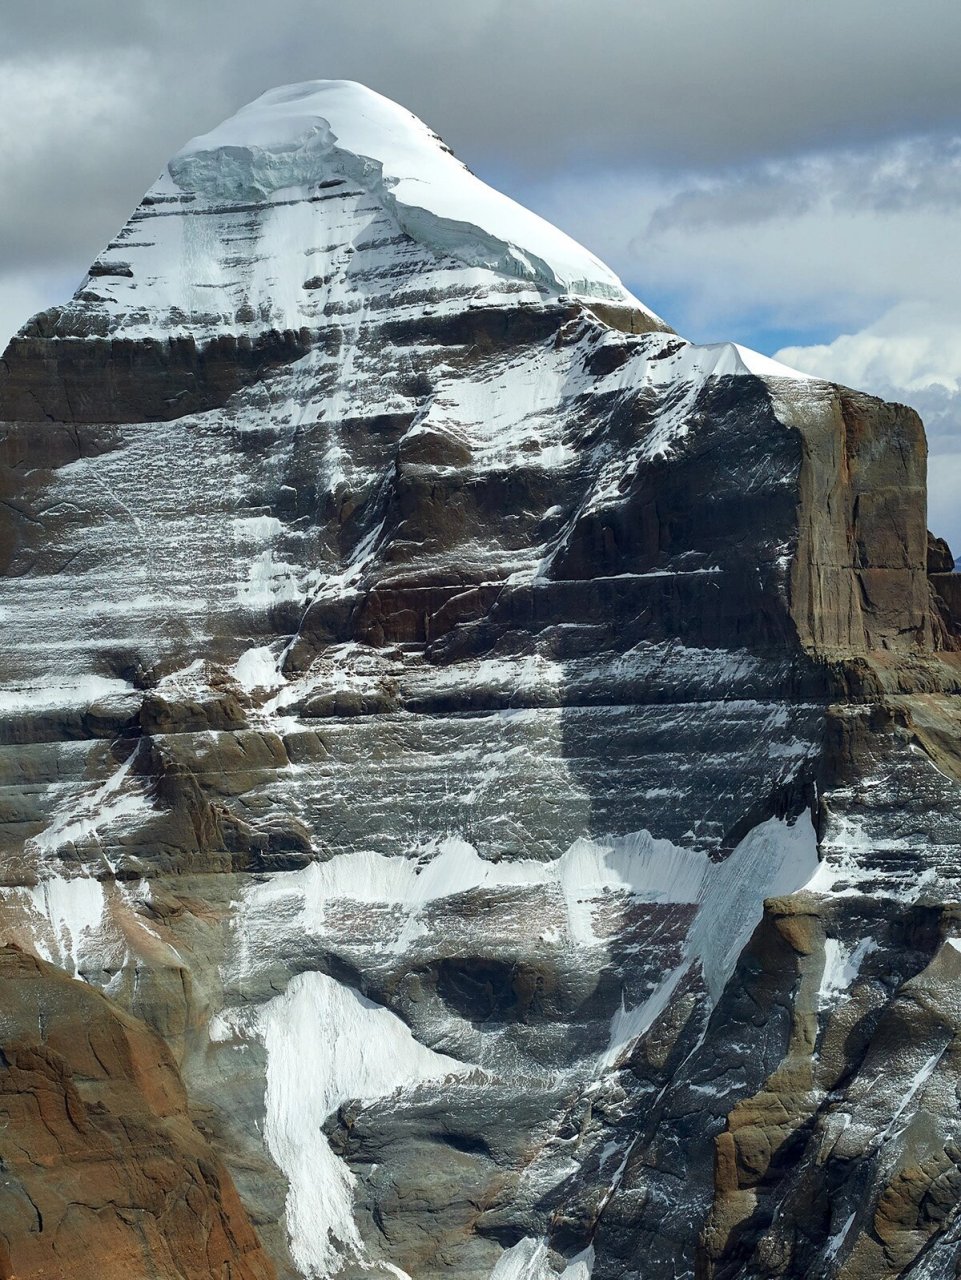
[{"xmin": 775, "ymin": 302, "xmax": 961, "ymax": 394}]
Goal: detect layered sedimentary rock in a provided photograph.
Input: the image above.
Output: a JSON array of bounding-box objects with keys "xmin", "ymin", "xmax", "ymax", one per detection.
[
  {"xmin": 0, "ymin": 80, "xmax": 959, "ymax": 1280},
  {"xmin": 0, "ymin": 945, "xmax": 275, "ymax": 1280}
]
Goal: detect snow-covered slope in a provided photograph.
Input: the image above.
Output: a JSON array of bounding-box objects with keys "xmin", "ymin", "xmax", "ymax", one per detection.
[
  {"xmin": 43, "ymin": 80, "xmax": 661, "ymax": 346},
  {"xmin": 171, "ymin": 81, "xmax": 649, "ymax": 304},
  {"xmin": 1, "ymin": 81, "xmax": 960, "ymax": 1280}
]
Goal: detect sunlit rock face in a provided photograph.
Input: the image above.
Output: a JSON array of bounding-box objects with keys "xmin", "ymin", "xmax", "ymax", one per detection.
[{"xmin": 2, "ymin": 81, "xmax": 961, "ymax": 1280}]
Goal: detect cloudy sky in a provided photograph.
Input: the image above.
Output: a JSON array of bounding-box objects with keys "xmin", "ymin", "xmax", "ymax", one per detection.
[{"xmin": 3, "ymin": 0, "xmax": 959, "ymax": 544}]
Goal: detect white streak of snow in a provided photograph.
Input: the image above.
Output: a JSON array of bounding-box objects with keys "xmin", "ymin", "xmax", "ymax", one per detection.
[
  {"xmin": 216, "ymin": 971, "xmax": 468, "ymax": 1278},
  {"xmin": 23, "ymin": 875, "xmax": 106, "ymax": 975},
  {"xmin": 818, "ymin": 937, "xmax": 878, "ymax": 1010}
]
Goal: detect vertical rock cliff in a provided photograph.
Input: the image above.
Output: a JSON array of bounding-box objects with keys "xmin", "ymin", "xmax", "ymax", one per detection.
[{"xmin": 1, "ymin": 80, "xmax": 959, "ymax": 1280}]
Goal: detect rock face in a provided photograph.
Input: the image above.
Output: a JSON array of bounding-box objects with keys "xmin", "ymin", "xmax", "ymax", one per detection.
[
  {"xmin": 0, "ymin": 945, "xmax": 275, "ymax": 1280},
  {"xmin": 1, "ymin": 80, "xmax": 960, "ymax": 1280}
]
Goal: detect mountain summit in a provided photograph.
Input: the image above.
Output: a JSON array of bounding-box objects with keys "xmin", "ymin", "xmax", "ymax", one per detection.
[
  {"xmin": 167, "ymin": 80, "xmax": 652, "ymax": 306},
  {"xmin": 1, "ymin": 83, "xmax": 961, "ymax": 1280},
  {"xmin": 39, "ymin": 79, "xmax": 663, "ymax": 348}
]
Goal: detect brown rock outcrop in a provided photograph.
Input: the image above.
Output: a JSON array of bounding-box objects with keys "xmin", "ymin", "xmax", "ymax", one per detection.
[
  {"xmin": 783, "ymin": 384, "xmax": 932, "ymax": 656},
  {"xmin": 0, "ymin": 945, "xmax": 275, "ymax": 1280}
]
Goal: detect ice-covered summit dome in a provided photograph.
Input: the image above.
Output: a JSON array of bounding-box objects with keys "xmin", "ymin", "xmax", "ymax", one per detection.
[
  {"xmin": 38, "ymin": 79, "xmax": 674, "ymax": 344},
  {"xmin": 166, "ymin": 79, "xmax": 650, "ymax": 309}
]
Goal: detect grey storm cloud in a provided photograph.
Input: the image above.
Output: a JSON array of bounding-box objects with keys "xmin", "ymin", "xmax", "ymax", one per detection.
[
  {"xmin": 4, "ymin": 0, "xmax": 961, "ymax": 273},
  {"xmin": 5, "ymin": 0, "xmax": 961, "ymax": 166},
  {"xmin": 647, "ymin": 136, "xmax": 961, "ymax": 236}
]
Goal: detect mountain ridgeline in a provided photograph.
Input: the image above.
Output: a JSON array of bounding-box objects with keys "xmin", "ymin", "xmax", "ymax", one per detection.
[{"xmin": 1, "ymin": 81, "xmax": 960, "ymax": 1280}]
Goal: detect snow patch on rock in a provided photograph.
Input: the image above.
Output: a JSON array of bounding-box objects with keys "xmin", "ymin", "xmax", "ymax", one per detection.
[
  {"xmin": 21, "ymin": 875, "xmax": 106, "ymax": 975},
  {"xmin": 212, "ymin": 970, "xmax": 468, "ymax": 1277},
  {"xmin": 600, "ymin": 814, "xmax": 819, "ymax": 1067},
  {"xmin": 0, "ymin": 674, "xmax": 136, "ymax": 714},
  {"xmin": 486, "ymin": 1237, "xmax": 594, "ymax": 1280},
  {"xmin": 233, "ymin": 827, "xmax": 723, "ymax": 973},
  {"xmin": 818, "ymin": 936, "xmax": 878, "ymax": 1010}
]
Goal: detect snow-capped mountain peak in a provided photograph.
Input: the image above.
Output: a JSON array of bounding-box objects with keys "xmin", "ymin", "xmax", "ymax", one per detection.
[
  {"xmin": 170, "ymin": 81, "xmax": 641, "ymax": 304},
  {"xmin": 169, "ymin": 79, "xmax": 652, "ymax": 308},
  {"xmin": 3, "ymin": 78, "xmax": 956, "ymax": 1280},
  {"xmin": 56, "ymin": 79, "xmax": 664, "ymax": 344}
]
